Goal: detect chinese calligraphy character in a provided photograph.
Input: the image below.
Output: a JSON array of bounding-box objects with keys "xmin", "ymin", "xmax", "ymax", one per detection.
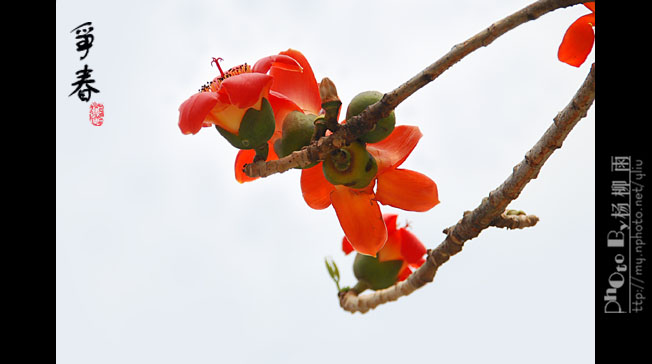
[
  {"xmin": 69, "ymin": 64, "xmax": 100, "ymax": 102},
  {"xmin": 611, "ymin": 180, "xmax": 630, "ymax": 197},
  {"xmin": 610, "ymin": 156, "xmax": 630, "ymax": 172},
  {"xmin": 71, "ymin": 22, "xmax": 94, "ymax": 60},
  {"xmin": 610, "ymin": 203, "xmax": 630, "ymax": 219}
]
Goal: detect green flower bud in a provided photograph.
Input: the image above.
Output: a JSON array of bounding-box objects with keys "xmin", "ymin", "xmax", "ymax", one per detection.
[
  {"xmin": 215, "ymin": 97, "xmax": 275, "ymax": 150},
  {"xmin": 353, "ymin": 253, "xmax": 403, "ymax": 291},
  {"xmin": 322, "ymin": 141, "xmax": 378, "ymax": 189},
  {"xmin": 276, "ymin": 111, "xmax": 316, "ymax": 158},
  {"xmin": 346, "ymin": 91, "xmax": 396, "ymax": 143}
]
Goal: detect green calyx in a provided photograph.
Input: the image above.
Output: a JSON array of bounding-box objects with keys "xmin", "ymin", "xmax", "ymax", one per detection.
[
  {"xmin": 322, "ymin": 141, "xmax": 377, "ymax": 189},
  {"xmin": 353, "ymin": 253, "xmax": 403, "ymax": 291},
  {"xmin": 273, "ymin": 111, "xmax": 317, "ymax": 166},
  {"xmin": 346, "ymin": 90, "xmax": 396, "ymax": 143},
  {"xmin": 215, "ymin": 97, "xmax": 275, "ymax": 150}
]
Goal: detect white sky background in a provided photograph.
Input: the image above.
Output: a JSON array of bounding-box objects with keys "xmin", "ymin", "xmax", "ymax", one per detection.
[{"xmin": 56, "ymin": 1, "xmax": 595, "ymax": 363}]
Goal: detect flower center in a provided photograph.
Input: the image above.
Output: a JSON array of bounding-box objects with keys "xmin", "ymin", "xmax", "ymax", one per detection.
[{"xmin": 198, "ymin": 57, "xmax": 252, "ymax": 93}]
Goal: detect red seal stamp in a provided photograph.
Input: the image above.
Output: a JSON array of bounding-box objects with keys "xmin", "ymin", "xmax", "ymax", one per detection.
[{"xmin": 89, "ymin": 102, "xmax": 104, "ymax": 126}]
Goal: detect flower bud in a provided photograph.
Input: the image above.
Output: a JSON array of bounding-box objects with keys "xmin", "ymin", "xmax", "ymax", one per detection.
[
  {"xmin": 215, "ymin": 97, "xmax": 275, "ymax": 150},
  {"xmin": 319, "ymin": 77, "xmax": 340, "ymax": 104},
  {"xmin": 322, "ymin": 141, "xmax": 378, "ymax": 189},
  {"xmin": 274, "ymin": 111, "xmax": 316, "ymax": 158},
  {"xmin": 353, "ymin": 253, "xmax": 403, "ymax": 291},
  {"xmin": 346, "ymin": 91, "xmax": 395, "ymax": 143}
]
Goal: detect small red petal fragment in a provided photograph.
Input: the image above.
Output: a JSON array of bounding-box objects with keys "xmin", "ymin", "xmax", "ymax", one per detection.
[
  {"xmin": 558, "ymin": 13, "xmax": 595, "ymax": 67},
  {"xmin": 397, "ymin": 265, "xmax": 412, "ymax": 282},
  {"xmin": 342, "ymin": 237, "xmax": 354, "ymax": 255},
  {"xmin": 234, "ymin": 149, "xmax": 259, "ymax": 183}
]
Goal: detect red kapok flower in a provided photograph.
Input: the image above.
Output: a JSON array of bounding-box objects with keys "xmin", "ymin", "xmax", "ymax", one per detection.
[
  {"xmin": 343, "ymin": 213, "xmax": 427, "ymax": 284},
  {"xmin": 178, "ymin": 55, "xmax": 303, "ymax": 136},
  {"xmin": 301, "ymin": 125, "xmax": 439, "ymax": 257},
  {"xmin": 558, "ymin": 2, "xmax": 595, "ymax": 67}
]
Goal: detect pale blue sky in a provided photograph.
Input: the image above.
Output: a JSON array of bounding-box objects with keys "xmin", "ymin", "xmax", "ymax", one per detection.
[{"xmin": 57, "ymin": 1, "xmax": 595, "ymax": 363}]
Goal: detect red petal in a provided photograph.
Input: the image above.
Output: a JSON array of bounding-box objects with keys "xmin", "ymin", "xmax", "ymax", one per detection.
[
  {"xmin": 269, "ymin": 49, "xmax": 322, "ymax": 115},
  {"xmin": 252, "ymin": 54, "xmax": 303, "ymax": 74},
  {"xmin": 383, "ymin": 213, "xmax": 399, "ymax": 234},
  {"xmin": 397, "ymin": 264, "xmax": 412, "ymax": 282},
  {"xmin": 584, "ymin": 2, "xmax": 595, "ymax": 13},
  {"xmin": 342, "ymin": 237, "xmax": 354, "ymax": 255},
  {"xmin": 234, "ymin": 149, "xmax": 258, "ymax": 183},
  {"xmin": 377, "ymin": 222, "xmax": 402, "ymax": 263},
  {"xmin": 234, "ymin": 139, "xmax": 278, "ymax": 183},
  {"xmin": 300, "ymin": 163, "xmax": 334, "ymax": 209},
  {"xmin": 366, "ymin": 125, "xmax": 422, "ymax": 173},
  {"xmin": 219, "ymin": 73, "xmax": 273, "ymax": 109},
  {"xmin": 399, "ymin": 228, "xmax": 427, "ymax": 266},
  {"xmin": 376, "ymin": 168, "xmax": 439, "ymax": 212},
  {"xmin": 330, "ymin": 186, "xmax": 387, "ymax": 256},
  {"xmin": 268, "ymin": 90, "xmax": 303, "ymax": 141},
  {"xmin": 558, "ymin": 13, "xmax": 595, "ymax": 67},
  {"xmin": 178, "ymin": 92, "xmax": 218, "ymax": 135}
]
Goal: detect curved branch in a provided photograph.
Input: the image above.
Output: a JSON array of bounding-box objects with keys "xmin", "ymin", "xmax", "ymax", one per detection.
[
  {"xmin": 339, "ymin": 63, "xmax": 595, "ymax": 314},
  {"xmin": 244, "ymin": 0, "xmax": 585, "ymax": 178}
]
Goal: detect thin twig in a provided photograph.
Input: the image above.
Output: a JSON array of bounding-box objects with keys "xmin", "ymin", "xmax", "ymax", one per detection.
[
  {"xmin": 339, "ymin": 63, "xmax": 595, "ymax": 314},
  {"xmin": 244, "ymin": 0, "xmax": 585, "ymax": 178}
]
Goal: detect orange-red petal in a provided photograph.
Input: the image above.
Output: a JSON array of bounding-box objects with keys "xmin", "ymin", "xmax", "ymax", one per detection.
[
  {"xmin": 366, "ymin": 125, "xmax": 423, "ymax": 173},
  {"xmin": 252, "ymin": 54, "xmax": 303, "ymax": 74},
  {"xmin": 558, "ymin": 13, "xmax": 595, "ymax": 67},
  {"xmin": 219, "ymin": 73, "xmax": 273, "ymax": 109},
  {"xmin": 376, "ymin": 168, "xmax": 439, "ymax": 212},
  {"xmin": 377, "ymin": 226, "xmax": 402, "ymax": 263},
  {"xmin": 397, "ymin": 264, "xmax": 412, "ymax": 282},
  {"xmin": 584, "ymin": 2, "xmax": 595, "ymax": 13},
  {"xmin": 269, "ymin": 49, "xmax": 322, "ymax": 115},
  {"xmin": 300, "ymin": 163, "xmax": 335, "ymax": 209},
  {"xmin": 342, "ymin": 237, "xmax": 354, "ymax": 255},
  {"xmin": 399, "ymin": 228, "xmax": 427, "ymax": 267},
  {"xmin": 178, "ymin": 92, "xmax": 218, "ymax": 135},
  {"xmin": 268, "ymin": 90, "xmax": 303, "ymax": 140},
  {"xmin": 383, "ymin": 214, "xmax": 399, "ymax": 234},
  {"xmin": 330, "ymin": 186, "xmax": 387, "ymax": 256},
  {"xmin": 233, "ymin": 139, "xmax": 278, "ymax": 183},
  {"xmin": 234, "ymin": 149, "xmax": 258, "ymax": 183}
]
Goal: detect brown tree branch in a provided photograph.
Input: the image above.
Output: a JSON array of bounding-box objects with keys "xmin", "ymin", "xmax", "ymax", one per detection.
[
  {"xmin": 244, "ymin": 0, "xmax": 585, "ymax": 178},
  {"xmin": 339, "ymin": 63, "xmax": 595, "ymax": 314},
  {"xmin": 489, "ymin": 212, "xmax": 540, "ymax": 230}
]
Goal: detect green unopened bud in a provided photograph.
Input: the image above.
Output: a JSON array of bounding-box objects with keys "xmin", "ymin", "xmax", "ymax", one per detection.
[
  {"xmin": 275, "ymin": 111, "xmax": 316, "ymax": 157},
  {"xmin": 353, "ymin": 253, "xmax": 403, "ymax": 291},
  {"xmin": 346, "ymin": 91, "xmax": 395, "ymax": 143},
  {"xmin": 216, "ymin": 97, "xmax": 275, "ymax": 150},
  {"xmin": 322, "ymin": 141, "xmax": 377, "ymax": 189}
]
